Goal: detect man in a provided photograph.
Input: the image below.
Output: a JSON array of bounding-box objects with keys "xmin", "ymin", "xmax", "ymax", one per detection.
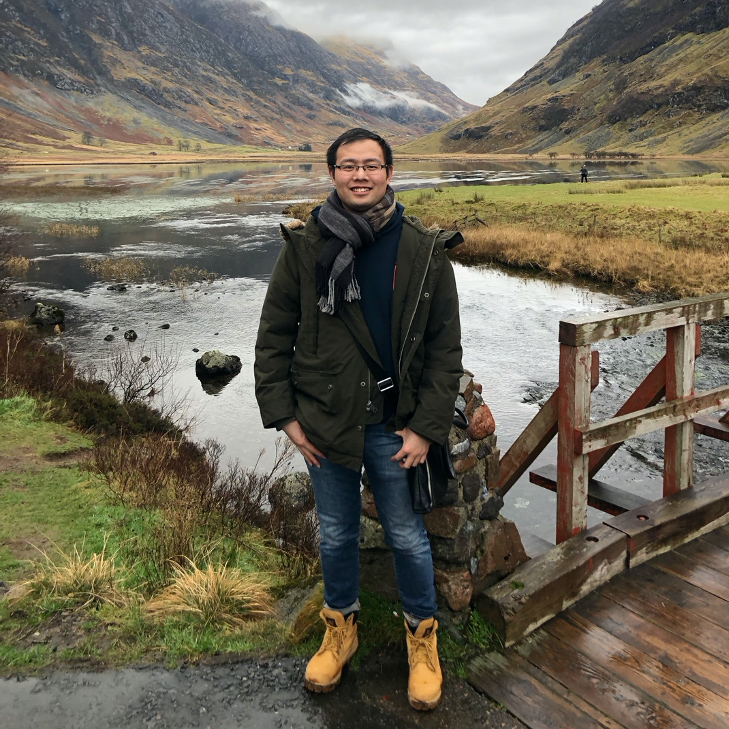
[
  {"xmin": 254, "ymin": 128, "xmax": 462, "ymax": 710},
  {"xmin": 581, "ymin": 164, "xmax": 589, "ymax": 182}
]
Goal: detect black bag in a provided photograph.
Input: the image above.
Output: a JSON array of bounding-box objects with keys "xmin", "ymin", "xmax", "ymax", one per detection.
[{"xmin": 408, "ymin": 405, "xmax": 468, "ymax": 515}]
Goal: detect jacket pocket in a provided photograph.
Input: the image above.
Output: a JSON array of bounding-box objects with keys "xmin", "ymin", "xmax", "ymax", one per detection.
[{"xmin": 291, "ymin": 368, "xmax": 339, "ymax": 415}]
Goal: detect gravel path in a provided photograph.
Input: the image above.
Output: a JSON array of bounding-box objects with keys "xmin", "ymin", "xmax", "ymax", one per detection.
[{"xmin": 0, "ymin": 653, "xmax": 525, "ymax": 729}]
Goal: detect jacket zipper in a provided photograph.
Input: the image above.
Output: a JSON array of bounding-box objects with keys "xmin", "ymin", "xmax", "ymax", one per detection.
[{"xmin": 398, "ymin": 232, "xmax": 437, "ymax": 379}]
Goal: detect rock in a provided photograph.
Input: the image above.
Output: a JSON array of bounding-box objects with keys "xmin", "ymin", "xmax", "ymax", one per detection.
[
  {"xmin": 423, "ymin": 506, "xmax": 467, "ymax": 539},
  {"xmin": 195, "ymin": 350, "xmax": 242, "ymax": 379},
  {"xmin": 479, "ymin": 490, "xmax": 504, "ymax": 520},
  {"xmin": 459, "ymin": 374, "xmax": 475, "ymax": 401},
  {"xmin": 159, "ymin": 323, "xmax": 170, "ymax": 329},
  {"xmin": 360, "ymin": 515, "xmax": 387, "ymax": 550},
  {"xmin": 450, "ymin": 438, "xmax": 471, "ymax": 457},
  {"xmin": 112, "ymin": 326, "xmax": 119, "ymax": 331},
  {"xmin": 434, "ymin": 567, "xmax": 473, "ymax": 612},
  {"xmin": 192, "ymin": 348, "xmax": 199, "ymax": 352},
  {"xmin": 430, "ymin": 522, "xmax": 479, "ymax": 565},
  {"xmin": 472, "ymin": 518, "xmax": 529, "ymax": 594},
  {"xmin": 141, "ymin": 356, "xmax": 151, "ymax": 363},
  {"xmin": 107, "ymin": 284, "xmax": 127, "ymax": 292},
  {"xmin": 124, "ymin": 330, "xmax": 138, "ymax": 342},
  {"xmin": 103, "ymin": 334, "xmax": 114, "ymax": 342},
  {"xmin": 467, "ymin": 404, "xmax": 496, "ymax": 440},
  {"xmin": 29, "ymin": 302, "xmax": 64, "ymax": 326},
  {"xmin": 275, "ymin": 581, "xmax": 325, "ymax": 642},
  {"xmin": 454, "ymin": 451, "xmax": 477, "ymax": 474},
  {"xmin": 361, "ymin": 486, "xmax": 378, "ymax": 519},
  {"xmin": 438, "ymin": 478, "xmax": 461, "ymax": 507},
  {"xmin": 268, "ymin": 472, "xmax": 314, "ymax": 513},
  {"xmin": 462, "ymin": 472, "xmax": 482, "ymax": 503},
  {"xmin": 477, "ymin": 442, "xmax": 493, "ymax": 459}
]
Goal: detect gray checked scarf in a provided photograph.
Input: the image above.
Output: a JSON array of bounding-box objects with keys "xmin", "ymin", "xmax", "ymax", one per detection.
[{"xmin": 315, "ymin": 186, "xmax": 397, "ymax": 315}]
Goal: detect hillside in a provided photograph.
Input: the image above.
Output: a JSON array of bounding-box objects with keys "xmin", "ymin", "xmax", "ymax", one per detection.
[
  {"xmin": 402, "ymin": 0, "xmax": 729, "ymax": 157},
  {"xmin": 0, "ymin": 0, "xmax": 476, "ymax": 154}
]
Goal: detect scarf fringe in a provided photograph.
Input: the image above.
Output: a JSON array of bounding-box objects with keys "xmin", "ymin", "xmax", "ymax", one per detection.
[{"xmin": 317, "ymin": 275, "xmax": 361, "ymax": 314}]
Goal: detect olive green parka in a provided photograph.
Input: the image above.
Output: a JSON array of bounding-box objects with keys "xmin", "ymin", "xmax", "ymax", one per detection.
[{"xmin": 254, "ymin": 213, "xmax": 464, "ymax": 471}]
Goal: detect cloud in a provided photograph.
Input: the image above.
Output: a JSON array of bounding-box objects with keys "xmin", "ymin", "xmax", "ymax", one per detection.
[
  {"xmin": 263, "ymin": 0, "xmax": 599, "ymax": 105},
  {"xmin": 339, "ymin": 82, "xmax": 444, "ymax": 113}
]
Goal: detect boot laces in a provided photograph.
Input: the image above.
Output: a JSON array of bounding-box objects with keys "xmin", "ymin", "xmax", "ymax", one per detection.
[
  {"xmin": 409, "ymin": 632, "xmax": 437, "ymax": 672},
  {"xmin": 319, "ymin": 622, "xmax": 346, "ymax": 655}
]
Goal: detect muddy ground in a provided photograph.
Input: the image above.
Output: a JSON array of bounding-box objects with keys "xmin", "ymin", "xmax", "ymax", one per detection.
[{"xmin": 0, "ymin": 653, "xmax": 524, "ymax": 729}]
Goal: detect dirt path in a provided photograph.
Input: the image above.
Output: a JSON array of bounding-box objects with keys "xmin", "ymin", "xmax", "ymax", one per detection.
[{"xmin": 0, "ymin": 654, "xmax": 524, "ymax": 729}]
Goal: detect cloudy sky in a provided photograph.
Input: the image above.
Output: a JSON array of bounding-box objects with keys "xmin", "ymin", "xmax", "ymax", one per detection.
[{"xmin": 263, "ymin": 0, "xmax": 601, "ymax": 106}]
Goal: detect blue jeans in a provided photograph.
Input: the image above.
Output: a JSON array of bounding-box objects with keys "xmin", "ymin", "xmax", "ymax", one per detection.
[{"xmin": 307, "ymin": 423, "xmax": 437, "ymax": 619}]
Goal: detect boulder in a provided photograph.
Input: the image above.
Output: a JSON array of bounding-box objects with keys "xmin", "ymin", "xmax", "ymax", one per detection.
[
  {"xmin": 195, "ymin": 350, "xmax": 242, "ymax": 379},
  {"xmin": 124, "ymin": 329, "xmax": 138, "ymax": 342},
  {"xmin": 268, "ymin": 472, "xmax": 315, "ymax": 514},
  {"xmin": 29, "ymin": 302, "xmax": 64, "ymax": 326},
  {"xmin": 467, "ymin": 404, "xmax": 496, "ymax": 440}
]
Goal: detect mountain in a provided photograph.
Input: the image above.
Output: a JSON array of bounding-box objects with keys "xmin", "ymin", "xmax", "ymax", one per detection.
[
  {"xmin": 402, "ymin": 0, "xmax": 729, "ymax": 157},
  {"xmin": 0, "ymin": 0, "xmax": 476, "ymax": 153}
]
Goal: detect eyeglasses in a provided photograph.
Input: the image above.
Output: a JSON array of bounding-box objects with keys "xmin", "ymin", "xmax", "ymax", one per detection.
[{"xmin": 332, "ymin": 164, "xmax": 389, "ymax": 173}]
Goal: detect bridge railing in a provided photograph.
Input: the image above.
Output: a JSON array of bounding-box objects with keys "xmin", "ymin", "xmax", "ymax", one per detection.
[{"xmin": 495, "ymin": 292, "xmax": 729, "ymax": 544}]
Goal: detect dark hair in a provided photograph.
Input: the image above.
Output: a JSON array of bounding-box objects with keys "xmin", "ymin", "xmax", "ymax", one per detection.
[{"xmin": 326, "ymin": 128, "xmax": 393, "ymax": 168}]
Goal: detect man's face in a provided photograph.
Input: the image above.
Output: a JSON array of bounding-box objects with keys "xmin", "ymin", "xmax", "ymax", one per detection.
[{"xmin": 329, "ymin": 139, "xmax": 393, "ymax": 212}]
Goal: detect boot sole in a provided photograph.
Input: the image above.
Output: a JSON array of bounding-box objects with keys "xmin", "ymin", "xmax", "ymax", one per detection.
[
  {"xmin": 304, "ymin": 638, "xmax": 359, "ymax": 694},
  {"xmin": 408, "ymin": 692, "xmax": 442, "ymax": 711}
]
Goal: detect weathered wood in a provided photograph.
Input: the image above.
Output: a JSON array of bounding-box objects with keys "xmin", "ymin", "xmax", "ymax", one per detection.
[
  {"xmin": 497, "ymin": 352, "xmax": 599, "ymax": 497},
  {"xmin": 604, "ymin": 474, "xmax": 729, "ymax": 567},
  {"xmin": 664, "ymin": 322, "xmax": 696, "ymax": 495},
  {"xmin": 574, "ymin": 590, "xmax": 729, "ymax": 701},
  {"xmin": 600, "ymin": 576, "xmax": 729, "ymax": 664},
  {"xmin": 576, "ymin": 383, "xmax": 729, "ymax": 455},
  {"xmin": 469, "ymin": 648, "xmax": 625, "ymax": 729},
  {"xmin": 546, "ymin": 613, "xmax": 729, "ymax": 729},
  {"xmin": 674, "ymin": 538, "xmax": 729, "ymax": 578},
  {"xmin": 559, "ymin": 291, "xmax": 729, "ymax": 347},
  {"xmin": 557, "ymin": 343, "xmax": 592, "ymax": 543},
  {"xmin": 694, "ymin": 414, "xmax": 729, "ymax": 441},
  {"xmin": 531, "ymin": 463, "xmax": 652, "ymax": 515},
  {"xmin": 721, "ymin": 410, "xmax": 729, "ymax": 424},
  {"xmin": 653, "ymin": 550, "xmax": 729, "ymax": 602},
  {"xmin": 474, "ymin": 523, "xmax": 627, "ymax": 647},
  {"xmin": 519, "ymin": 531, "xmax": 554, "ymax": 559},
  {"xmin": 516, "ymin": 626, "xmax": 691, "ymax": 729},
  {"xmin": 699, "ymin": 527, "xmax": 729, "ymax": 554},
  {"xmin": 467, "ymin": 652, "xmax": 605, "ymax": 729}
]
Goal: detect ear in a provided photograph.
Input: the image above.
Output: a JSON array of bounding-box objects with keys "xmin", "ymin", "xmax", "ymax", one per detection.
[
  {"xmin": 328, "ymin": 165, "xmax": 337, "ymax": 182},
  {"xmin": 386, "ymin": 165, "xmax": 394, "ymax": 183}
]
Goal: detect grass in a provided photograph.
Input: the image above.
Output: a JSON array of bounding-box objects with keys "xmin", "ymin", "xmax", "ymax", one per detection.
[{"xmin": 398, "ymin": 174, "xmax": 729, "ymax": 296}]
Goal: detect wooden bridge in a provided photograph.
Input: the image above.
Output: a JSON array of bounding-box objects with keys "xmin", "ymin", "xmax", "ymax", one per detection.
[{"xmin": 470, "ymin": 293, "xmax": 729, "ymax": 728}]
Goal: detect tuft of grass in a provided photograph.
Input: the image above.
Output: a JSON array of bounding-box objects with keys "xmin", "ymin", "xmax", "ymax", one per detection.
[
  {"xmin": 5, "ymin": 256, "xmax": 31, "ymax": 274},
  {"xmin": 146, "ymin": 561, "xmax": 274, "ymax": 627},
  {"xmin": 466, "ymin": 610, "xmax": 503, "ymax": 652},
  {"xmin": 167, "ymin": 265, "xmax": 218, "ymax": 288},
  {"xmin": 83, "ymin": 257, "xmax": 151, "ymax": 282},
  {"xmin": 15, "ymin": 539, "xmax": 131, "ymax": 610},
  {"xmin": 45, "ymin": 223, "xmax": 100, "ymax": 238}
]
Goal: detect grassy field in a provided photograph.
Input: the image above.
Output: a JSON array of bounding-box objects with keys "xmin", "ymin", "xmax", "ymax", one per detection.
[{"xmin": 398, "ymin": 175, "xmax": 729, "ymax": 296}]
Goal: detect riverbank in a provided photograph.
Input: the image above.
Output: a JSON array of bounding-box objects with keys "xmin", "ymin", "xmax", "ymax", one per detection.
[{"xmin": 399, "ymin": 175, "xmax": 729, "ymax": 297}]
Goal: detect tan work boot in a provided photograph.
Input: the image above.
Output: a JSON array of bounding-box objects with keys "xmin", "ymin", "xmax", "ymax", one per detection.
[
  {"xmin": 405, "ymin": 617, "xmax": 443, "ymax": 710},
  {"xmin": 304, "ymin": 607, "xmax": 359, "ymax": 693}
]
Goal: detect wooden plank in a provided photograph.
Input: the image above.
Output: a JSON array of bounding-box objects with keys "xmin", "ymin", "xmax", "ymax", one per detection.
[
  {"xmin": 497, "ymin": 351, "xmax": 600, "ymax": 497},
  {"xmin": 694, "ymin": 414, "xmax": 729, "ymax": 442},
  {"xmin": 576, "ymin": 383, "xmax": 729, "ymax": 455},
  {"xmin": 549, "ymin": 612, "xmax": 729, "ymax": 728},
  {"xmin": 628, "ymin": 562, "xmax": 729, "ymax": 629},
  {"xmin": 559, "ymin": 291, "xmax": 729, "ymax": 347},
  {"xmin": 652, "ymin": 550, "xmax": 729, "ymax": 602},
  {"xmin": 516, "ymin": 626, "xmax": 692, "ymax": 729},
  {"xmin": 531, "ymin": 464, "xmax": 652, "ymax": 515},
  {"xmin": 699, "ymin": 528, "xmax": 729, "ymax": 554},
  {"xmin": 469, "ymin": 648, "xmax": 625, "ymax": 729},
  {"xmin": 573, "ymin": 591, "xmax": 729, "ymax": 701},
  {"xmin": 599, "ymin": 577, "xmax": 729, "ymax": 664},
  {"xmin": 675, "ymin": 538, "xmax": 729, "ymax": 577},
  {"xmin": 467, "ymin": 652, "xmax": 608, "ymax": 729},
  {"xmin": 475, "ymin": 523, "xmax": 627, "ymax": 647},
  {"xmin": 557, "ymin": 343, "xmax": 592, "ymax": 543},
  {"xmin": 664, "ymin": 323, "xmax": 696, "ymax": 495},
  {"xmin": 721, "ymin": 410, "xmax": 729, "ymax": 424},
  {"xmin": 604, "ymin": 474, "xmax": 729, "ymax": 566}
]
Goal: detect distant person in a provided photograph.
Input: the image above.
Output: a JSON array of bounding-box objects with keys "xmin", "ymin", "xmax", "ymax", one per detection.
[
  {"xmin": 254, "ymin": 127, "xmax": 463, "ymax": 710},
  {"xmin": 581, "ymin": 164, "xmax": 589, "ymax": 182}
]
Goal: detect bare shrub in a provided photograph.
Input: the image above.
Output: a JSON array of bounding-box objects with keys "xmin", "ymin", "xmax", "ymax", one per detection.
[
  {"xmin": 167, "ymin": 265, "xmax": 218, "ymax": 288},
  {"xmin": 5, "ymin": 255, "xmax": 31, "ymax": 275}
]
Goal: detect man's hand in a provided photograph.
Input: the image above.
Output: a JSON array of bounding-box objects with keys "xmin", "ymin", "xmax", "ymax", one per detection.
[
  {"xmin": 282, "ymin": 420, "xmax": 326, "ymax": 468},
  {"xmin": 392, "ymin": 427, "xmax": 430, "ymax": 469}
]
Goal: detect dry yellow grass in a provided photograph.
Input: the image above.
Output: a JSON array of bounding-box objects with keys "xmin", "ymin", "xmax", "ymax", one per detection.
[
  {"xmin": 14, "ymin": 540, "xmax": 131, "ymax": 609},
  {"xmin": 5, "ymin": 255, "xmax": 31, "ymax": 274},
  {"xmin": 83, "ymin": 256, "xmax": 151, "ymax": 282},
  {"xmin": 146, "ymin": 561, "xmax": 275, "ymax": 627},
  {"xmin": 453, "ymin": 223, "xmax": 729, "ymax": 297},
  {"xmin": 45, "ymin": 223, "xmax": 100, "ymax": 238}
]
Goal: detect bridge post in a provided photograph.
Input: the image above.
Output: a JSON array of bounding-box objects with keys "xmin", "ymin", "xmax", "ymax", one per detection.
[
  {"xmin": 664, "ymin": 322, "xmax": 697, "ymax": 494},
  {"xmin": 556, "ymin": 343, "xmax": 592, "ymax": 543}
]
